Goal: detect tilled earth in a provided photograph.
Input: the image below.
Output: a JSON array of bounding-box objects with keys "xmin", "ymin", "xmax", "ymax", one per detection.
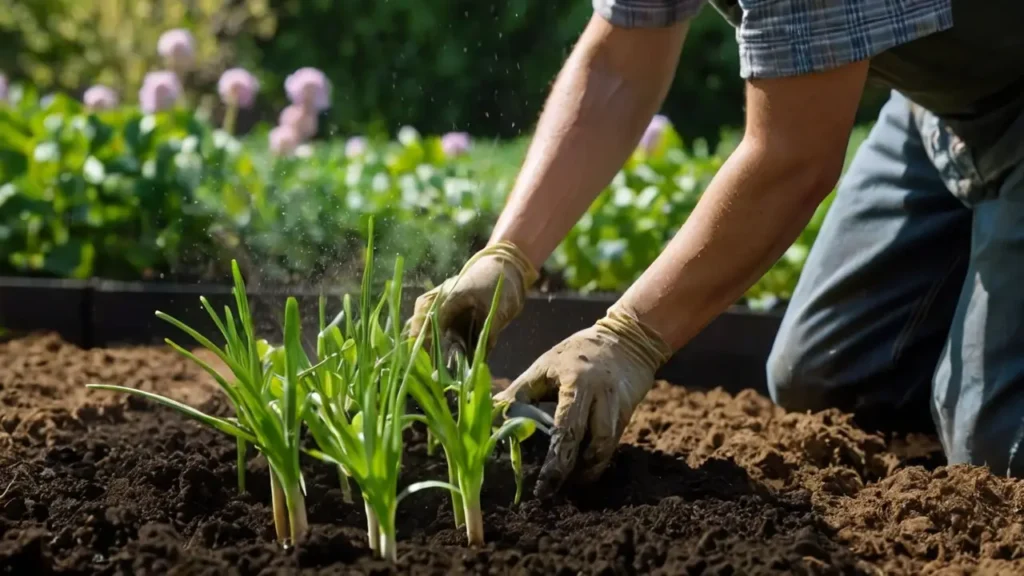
[{"xmin": 1, "ymin": 334, "xmax": 1023, "ymax": 574}]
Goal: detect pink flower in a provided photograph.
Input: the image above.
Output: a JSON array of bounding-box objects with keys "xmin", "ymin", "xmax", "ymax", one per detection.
[
  {"xmin": 83, "ymin": 85, "xmax": 119, "ymax": 111},
  {"xmin": 345, "ymin": 136, "xmax": 368, "ymax": 158},
  {"xmin": 441, "ymin": 131, "xmax": 471, "ymax": 157},
  {"xmin": 138, "ymin": 71, "xmax": 182, "ymax": 113},
  {"xmin": 218, "ymin": 68, "xmax": 260, "ymax": 108},
  {"xmin": 157, "ymin": 29, "xmax": 196, "ymax": 71},
  {"xmin": 639, "ymin": 114, "xmax": 671, "ymax": 153},
  {"xmin": 269, "ymin": 125, "xmax": 301, "ymax": 157},
  {"xmin": 284, "ymin": 67, "xmax": 331, "ymax": 111},
  {"xmin": 279, "ymin": 104, "xmax": 317, "ymax": 140}
]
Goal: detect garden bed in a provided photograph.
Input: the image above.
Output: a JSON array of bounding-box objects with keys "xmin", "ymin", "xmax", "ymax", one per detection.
[
  {"xmin": 0, "ymin": 277, "xmax": 782, "ymax": 396},
  {"xmin": 3, "ymin": 334, "xmax": 1023, "ymax": 574}
]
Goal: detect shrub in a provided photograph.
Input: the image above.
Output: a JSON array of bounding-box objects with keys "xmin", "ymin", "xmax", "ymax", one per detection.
[
  {"xmin": 0, "ymin": 86, "xmax": 235, "ymax": 279},
  {"xmin": 238, "ymin": 2, "xmax": 745, "ymax": 146},
  {"xmin": 0, "ymin": 0, "xmax": 276, "ymax": 104}
]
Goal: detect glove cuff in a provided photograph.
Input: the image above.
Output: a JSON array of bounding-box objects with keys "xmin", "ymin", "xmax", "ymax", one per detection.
[
  {"xmin": 595, "ymin": 302, "xmax": 672, "ymax": 373},
  {"xmin": 462, "ymin": 240, "xmax": 540, "ymax": 291}
]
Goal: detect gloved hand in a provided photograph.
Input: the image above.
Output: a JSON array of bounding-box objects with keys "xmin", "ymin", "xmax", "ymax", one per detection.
[
  {"xmin": 407, "ymin": 241, "xmax": 538, "ymax": 360},
  {"xmin": 493, "ymin": 301, "xmax": 671, "ymax": 498}
]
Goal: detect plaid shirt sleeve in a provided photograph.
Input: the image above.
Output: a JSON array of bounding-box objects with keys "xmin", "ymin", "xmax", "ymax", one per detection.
[
  {"xmin": 594, "ymin": 0, "xmax": 955, "ymax": 80},
  {"xmin": 592, "ymin": 0, "xmax": 706, "ymax": 28},
  {"xmin": 732, "ymin": 0, "xmax": 954, "ymax": 78}
]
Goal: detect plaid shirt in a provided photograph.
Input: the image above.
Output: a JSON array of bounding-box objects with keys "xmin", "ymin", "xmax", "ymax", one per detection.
[{"xmin": 592, "ymin": 0, "xmax": 954, "ymax": 79}]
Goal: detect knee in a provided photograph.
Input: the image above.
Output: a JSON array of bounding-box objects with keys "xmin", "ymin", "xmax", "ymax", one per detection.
[{"xmin": 765, "ymin": 329, "xmax": 836, "ymax": 414}]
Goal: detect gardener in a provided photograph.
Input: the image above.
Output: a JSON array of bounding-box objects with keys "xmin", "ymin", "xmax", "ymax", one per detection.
[{"xmin": 409, "ymin": 0, "xmax": 1024, "ymax": 497}]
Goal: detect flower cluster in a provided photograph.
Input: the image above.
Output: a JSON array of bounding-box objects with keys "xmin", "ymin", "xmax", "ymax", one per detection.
[
  {"xmin": 268, "ymin": 67, "xmax": 333, "ymax": 156},
  {"xmin": 441, "ymin": 131, "xmax": 471, "ymax": 157},
  {"xmin": 4, "ymin": 28, "xmax": 671, "ymax": 170},
  {"xmin": 136, "ymin": 28, "xmax": 196, "ymax": 113},
  {"xmin": 218, "ymin": 68, "xmax": 260, "ymax": 109}
]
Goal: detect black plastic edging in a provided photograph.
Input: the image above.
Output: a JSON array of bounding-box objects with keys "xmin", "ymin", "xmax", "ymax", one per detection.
[
  {"xmin": 490, "ymin": 292, "xmax": 784, "ymax": 396},
  {"xmin": 89, "ymin": 280, "xmax": 421, "ymax": 356},
  {"xmin": 0, "ymin": 277, "xmax": 785, "ymax": 396},
  {"xmin": 0, "ymin": 277, "xmax": 93, "ymax": 347}
]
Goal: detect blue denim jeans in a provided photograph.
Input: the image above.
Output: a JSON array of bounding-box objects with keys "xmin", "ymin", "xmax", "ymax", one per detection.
[{"xmin": 767, "ymin": 90, "xmax": 1024, "ymax": 477}]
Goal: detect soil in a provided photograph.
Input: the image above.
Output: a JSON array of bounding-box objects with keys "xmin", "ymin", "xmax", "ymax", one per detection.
[{"xmin": 2, "ymin": 334, "xmax": 1023, "ymax": 575}]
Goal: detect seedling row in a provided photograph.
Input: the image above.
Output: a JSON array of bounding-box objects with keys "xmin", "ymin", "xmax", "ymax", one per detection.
[{"xmin": 87, "ymin": 217, "xmax": 548, "ymax": 562}]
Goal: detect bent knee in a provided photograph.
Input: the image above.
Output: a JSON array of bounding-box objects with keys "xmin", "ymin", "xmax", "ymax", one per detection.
[{"xmin": 765, "ymin": 336, "xmax": 838, "ymax": 414}]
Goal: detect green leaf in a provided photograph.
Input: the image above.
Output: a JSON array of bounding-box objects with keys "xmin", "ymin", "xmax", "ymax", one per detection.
[
  {"xmin": 397, "ymin": 480, "xmax": 461, "ymax": 505},
  {"xmin": 486, "ymin": 417, "xmax": 537, "ymax": 458},
  {"xmin": 43, "ymin": 240, "xmax": 94, "ymax": 279},
  {"xmin": 510, "ymin": 438, "xmax": 524, "ymax": 505},
  {"xmin": 86, "ymin": 384, "xmax": 256, "ymax": 443},
  {"xmin": 283, "ymin": 296, "xmax": 305, "ymax": 448}
]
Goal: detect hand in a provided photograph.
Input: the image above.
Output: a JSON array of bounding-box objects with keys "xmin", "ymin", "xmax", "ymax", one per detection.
[
  {"xmin": 494, "ymin": 302, "xmax": 671, "ymax": 498},
  {"xmin": 407, "ymin": 241, "xmax": 538, "ymax": 360}
]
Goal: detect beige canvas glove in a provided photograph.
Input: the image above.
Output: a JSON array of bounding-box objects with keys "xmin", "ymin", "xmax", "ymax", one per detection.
[
  {"xmin": 494, "ymin": 301, "xmax": 671, "ymax": 498},
  {"xmin": 407, "ymin": 241, "xmax": 538, "ymax": 359}
]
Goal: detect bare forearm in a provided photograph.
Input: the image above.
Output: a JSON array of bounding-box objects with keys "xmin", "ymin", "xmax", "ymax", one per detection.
[
  {"xmin": 619, "ymin": 62, "xmax": 869, "ymax": 351},
  {"xmin": 489, "ymin": 15, "xmax": 688, "ymax": 268},
  {"xmin": 620, "ymin": 142, "xmax": 835, "ymax": 349}
]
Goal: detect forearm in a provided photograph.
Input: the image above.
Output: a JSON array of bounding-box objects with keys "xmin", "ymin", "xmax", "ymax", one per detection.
[
  {"xmin": 619, "ymin": 142, "xmax": 836, "ymax": 349},
  {"xmin": 617, "ymin": 61, "xmax": 868, "ymax": 351},
  {"xmin": 489, "ymin": 14, "xmax": 689, "ymax": 269}
]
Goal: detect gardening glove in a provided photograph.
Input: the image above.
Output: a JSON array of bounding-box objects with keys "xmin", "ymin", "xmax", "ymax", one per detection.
[
  {"xmin": 407, "ymin": 240, "xmax": 538, "ymax": 361},
  {"xmin": 494, "ymin": 301, "xmax": 671, "ymax": 498}
]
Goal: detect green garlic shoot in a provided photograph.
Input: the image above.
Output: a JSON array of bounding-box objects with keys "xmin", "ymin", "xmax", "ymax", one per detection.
[
  {"xmin": 406, "ymin": 274, "xmax": 538, "ymax": 546},
  {"xmin": 87, "ymin": 261, "xmax": 310, "ymax": 546},
  {"xmin": 301, "ymin": 217, "xmax": 459, "ymax": 562}
]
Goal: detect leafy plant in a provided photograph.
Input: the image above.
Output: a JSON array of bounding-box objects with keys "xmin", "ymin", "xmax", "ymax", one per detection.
[
  {"xmin": 0, "ymin": 87, "xmax": 247, "ymax": 280},
  {"xmin": 0, "ymin": 0, "xmax": 276, "ymax": 101},
  {"xmin": 405, "ymin": 274, "xmax": 539, "ymax": 546},
  {"xmin": 87, "ymin": 260, "xmax": 310, "ymax": 545}
]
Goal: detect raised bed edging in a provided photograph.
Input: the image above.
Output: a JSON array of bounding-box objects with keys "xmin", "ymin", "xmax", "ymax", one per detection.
[
  {"xmin": 0, "ymin": 277, "xmax": 92, "ymax": 347},
  {"xmin": 0, "ymin": 277, "xmax": 784, "ymax": 396},
  {"xmin": 490, "ymin": 292, "xmax": 783, "ymax": 396}
]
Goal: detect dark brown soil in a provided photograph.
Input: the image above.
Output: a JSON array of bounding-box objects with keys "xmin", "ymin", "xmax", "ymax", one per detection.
[{"xmin": 2, "ymin": 334, "xmax": 1022, "ymax": 575}]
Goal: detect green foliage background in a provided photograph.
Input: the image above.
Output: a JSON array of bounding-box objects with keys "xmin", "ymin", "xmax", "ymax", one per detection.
[
  {"xmin": 0, "ymin": 0, "xmax": 276, "ymax": 100},
  {"xmin": 248, "ymin": 3, "xmax": 746, "ymax": 146},
  {"xmin": 1, "ymin": 1, "xmax": 892, "ymax": 144}
]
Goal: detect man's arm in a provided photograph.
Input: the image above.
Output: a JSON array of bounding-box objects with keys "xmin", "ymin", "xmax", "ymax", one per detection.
[
  {"xmin": 620, "ymin": 61, "xmax": 870, "ymax": 349},
  {"xmin": 488, "ymin": 14, "xmax": 689, "ymax": 268}
]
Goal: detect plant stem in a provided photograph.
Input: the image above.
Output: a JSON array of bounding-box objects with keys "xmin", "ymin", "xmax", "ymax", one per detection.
[
  {"xmin": 236, "ymin": 438, "xmax": 247, "ymax": 494},
  {"xmin": 463, "ymin": 493, "xmax": 484, "ymax": 546},
  {"xmin": 381, "ymin": 525, "xmax": 397, "ymax": 563},
  {"xmin": 446, "ymin": 452, "xmax": 465, "ymax": 527},
  {"xmin": 284, "ymin": 482, "xmax": 308, "ymax": 544},
  {"xmin": 338, "ymin": 466, "xmax": 353, "ymax": 504},
  {"xmin": 379, "ymin": 507, "xmax": 398, "ymax": 562},
  {"xmin": 365, "ymin": 501, "xmax": 381, "ymax": 556},
  {"xmin": 426, "ymin": 429, "xmax": 436, "ymax": 456},
  {"xmin": 510, "ymin": 437, "xmax": 523, "ymax": 505},
  {"xmin": 223, "ymin": 102, "xmax": 239, "ymax": 135},
  {"xmin": 270, "ymin": 472, "xmax": 290, "ymax": 544}
]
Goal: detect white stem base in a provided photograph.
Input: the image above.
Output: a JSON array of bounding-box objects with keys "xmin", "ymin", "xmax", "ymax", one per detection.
[
  {"xmin": 366, "ymin": 502, "xmax": 381, "ymax": 555},
  {"xmin": 270, "ymin": 473, "xmax": 290, "ymax": 544},
  {"xmin": 381, "ymin": 531, "xmax": 397, "ymax": 563},
  {"xmin": 464, "ymin": 502, "xmax": 484, "ymax": 546},
  {"xmin": 286, "ymin": 484, "xmax": 308, "ymax": 544}
]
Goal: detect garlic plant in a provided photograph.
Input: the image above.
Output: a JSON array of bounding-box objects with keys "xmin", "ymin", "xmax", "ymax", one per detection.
[
  {"xmin": 88, "ymin": 261, "xmax": 309, "ymax": 545},
  {"xmin": 86, "ymin": 217, "xmax": 547, "ymax": 558},
  {"xmin": 406, "ymin": 274, "xmax": 539, "ymax": 546}
]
